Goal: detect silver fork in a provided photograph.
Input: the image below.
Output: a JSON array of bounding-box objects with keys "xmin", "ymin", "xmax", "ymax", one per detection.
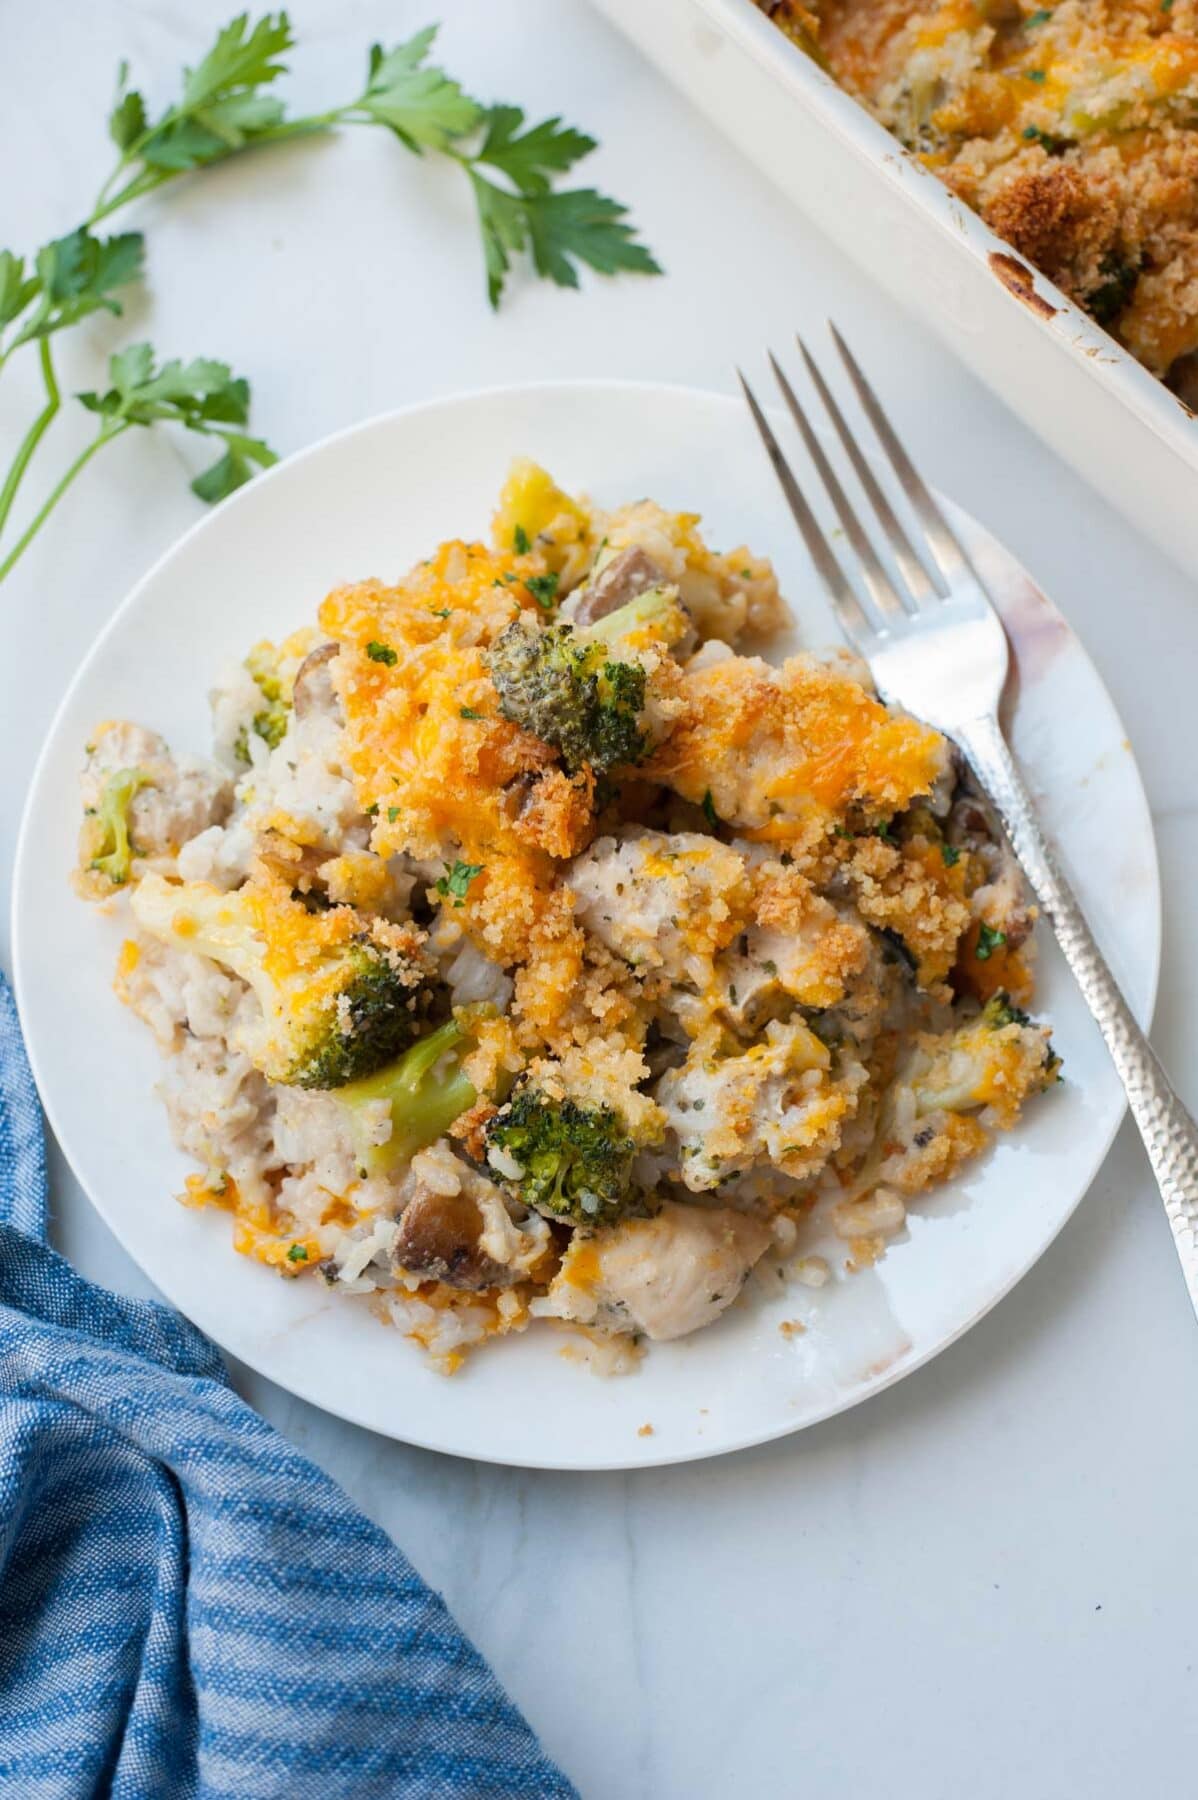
[{"xmin": 740, "ymin": 327, "xmax": 1198, "ymax": 1319}]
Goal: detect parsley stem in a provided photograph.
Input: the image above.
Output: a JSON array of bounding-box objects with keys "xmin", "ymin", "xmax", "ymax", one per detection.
[
  {"xmin": 0, "ymin": 338, "xmax": 61, "ymax": 542},
  {"xmin": 0, "ymin": 423, "xmax": 128, "ymax": 585},
  {"xmin": 89, "ymin": 113, "xmax": 349, "ymax": 228},
  {"xmin": 88, "ymin": 166, "xmax": 171, "ymax": 227}
]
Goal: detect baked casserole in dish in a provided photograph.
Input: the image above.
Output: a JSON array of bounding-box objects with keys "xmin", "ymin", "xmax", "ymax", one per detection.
[{"xmin": 758, "ymin": 0, "xmax": 1198, "ymax": 388}]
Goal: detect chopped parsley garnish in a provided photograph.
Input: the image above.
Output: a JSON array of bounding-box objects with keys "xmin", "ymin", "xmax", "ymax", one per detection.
[
  {"xmin": 1026, "ymin": 7, "xmax": 1053, "ymax": 21},
  {"xmin": 1024, "ymin": 67, "xmax": 1047, "ymax": 82},
  {"xmin": 874, "ymin": 818, "xmax": 895, "ymax": 843},
  {"xmin": 430, "ymin": 606, "xmax": 452, "ymax": 619},
  {"xmin": 366, "ymin": 640, "xmax": 397, "ymax": 665},
  {"xmin": 513, "ymin": 524, "xmax": 531, "ymax": 554},
  {"xmin": 436, "ymin": 859, "xmax": 484, "ymax": 906},
  {"xmin": 940, "ymin": 843, "xmax": 961, "ymax": 867},
  {"xmin": 286, "ymin": 1243, "xmax": 309, "ymax": 1264},
  {"xmin": 701, "ymin": 789, "xmax": 719, "ymax": 830},
  {"xmin": 975, "ymin": 922, "xmax": 1007, "ymax": 961},
  {"xmin": 365, "ymin": 802, "xmax": 379, "ymax": 817},
  {"xmin": 524, "ymin": 570, "xmax": 560, "ymax": 609},
  {"xmin": 460, "ymin": 705, "xmax": 483, "ymax": 719},
  {"xmin": 387, "ymin": 805, "xmax": 400, "ymax": 822}
]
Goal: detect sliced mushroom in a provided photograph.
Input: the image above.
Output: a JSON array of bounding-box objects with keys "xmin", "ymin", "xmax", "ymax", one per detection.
[
  {"xmin": 394, "ymin": 1185, "xmax": 510, "ymax": 1290},
  {"xmin": 253, "ymin": 828, "xmax": 329, "ymax": 894},
  {"xmin": 571, "ymin": 546, "xmax": 664, "ymax": 626},
  {"xmin": 292, "ymin": 641, "xmax": 341, "ymax": 720}
]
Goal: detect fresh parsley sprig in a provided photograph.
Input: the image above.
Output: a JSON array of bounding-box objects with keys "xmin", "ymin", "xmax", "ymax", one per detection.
[
  {"xmin": 89, "ymin": 17, "xmax": 660, "ymax": 307},
  {"xmin": 0, "ymin": 345, "xmax": 273, "ymax": 584},
  {"xmin": 0, "ymin": 14, "xmax": 659, "ymax": 585}
]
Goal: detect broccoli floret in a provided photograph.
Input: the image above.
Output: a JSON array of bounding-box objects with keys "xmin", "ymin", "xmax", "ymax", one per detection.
[
  {"xmin": 131, "ymin": 872, "xmax": 433, "ymax": 1088},
  {"xmin": 983, "ymin": 991, "xmax": 1032, "ymax": 1030},
  {"xmin": 337, "ymin": 1017, "xmax": 478, "ymax": 1177},
  {"xmin": 234, "ymin": 642, "xmax": 291, "ymax": 763},
  {"xmin": 486, "ymin": 586, "xmax": 676, "ymax": 774},
  {"xmin": 484, "ymin": 1085, "xmax": 638, "ymax": 1225},
  {"xmin": 90, "ymin": 767, "xmax": 151, "ymax": 887}
]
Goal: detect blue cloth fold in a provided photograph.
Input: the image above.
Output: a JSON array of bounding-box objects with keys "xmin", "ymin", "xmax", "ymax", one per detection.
[{"xmin": 0, "ymin": 971, "xmax": 574, "ymax": 1800}]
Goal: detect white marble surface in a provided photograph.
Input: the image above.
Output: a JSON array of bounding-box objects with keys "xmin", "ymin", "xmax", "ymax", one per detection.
[{"xmin": 3, "ymin": 2, "xmax": 1198, "ymax": 1794}]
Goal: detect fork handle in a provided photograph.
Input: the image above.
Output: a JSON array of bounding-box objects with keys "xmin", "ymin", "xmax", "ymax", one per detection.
[{"xmin": 956, "ymin": 713, "xmax": 1198, "ymax": 1315}]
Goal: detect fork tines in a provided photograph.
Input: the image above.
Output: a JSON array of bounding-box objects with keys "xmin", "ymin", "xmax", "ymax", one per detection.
[{"xmin": 738, "ymin": 328, "xmax": 969, "ymax": 647}]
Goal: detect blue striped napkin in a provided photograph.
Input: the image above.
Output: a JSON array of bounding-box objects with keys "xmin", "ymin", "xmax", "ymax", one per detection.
[{"xmin": 0, "ymin": 971, "xmax": 575, "ymax": 1800}]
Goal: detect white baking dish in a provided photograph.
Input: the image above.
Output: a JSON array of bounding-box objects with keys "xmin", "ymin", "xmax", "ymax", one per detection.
[{"xmin": 591, "ymin": 0, "xmax": 1198, "ymax": 573}]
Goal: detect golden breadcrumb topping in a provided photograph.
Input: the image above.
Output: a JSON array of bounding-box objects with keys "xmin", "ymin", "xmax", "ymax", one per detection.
[
  {"xmin": 82, "ymin": 458, "xmax": 1059, "ymax": 1366},
  {"xmin": 758, "ymin": 0, "xmax": 1198, "ymax": 383}
]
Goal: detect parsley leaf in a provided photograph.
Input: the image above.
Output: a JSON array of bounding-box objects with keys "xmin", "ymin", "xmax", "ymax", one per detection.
[
  {"xmin": 940, "ymin": 843, "xmax": 961, "ymax": 868},
  {"xmin": 108, "ymin": 62, "xmax": 148, "ymax": 151},
  {"xmin": 975, "ymin": 922, "xmax": 1007, "ymax": 961},
  {"xmin": 5, "ymin": 228, "xmax": 144, "ymax": 351},
  {"xmin": 183, "ymin": 11, "xmax": 293, "ymax": 109},
  {"xmin": 524, "ymin": 187, "xmax": 662, "ymax": 287},
  {"xmin": 190, "ymin": 432, "xmax": 277, "ymax": 502},
  {"xmin": 460, "ymin": 705, "xmax": 483, "ymax": 719},
  {"xmin": 702, "ymin": 790, "xmax": 719, "ymax": 830},
  {"xmin": 365, "ymin": 640, "xmax": 397, "ymax": 665},
  {"xmin": 77, "ymin": 343, "xmax": 276, "ymax": 504},
  {"xmin": 470, "ymin": 170, "xmax": 661, "ymax": 308},
  {"xmin": 524, "ymin": 570, "xmax": 559, "ymax": 609},
  {"xmin": 473, "ymin": 106, "xmax": 595, "ymax": 192},
  {"xmin": 286, "ymin": 1242, "xmax": 309, "ymax": 1263},
  {"xmin": 355, "ymin": 29, "xmax": 481, "ymax": 151},
  {"xmin": 134, "ymin": 12, "xmax": 294, "ymax": 173},
  {"xmin": 513, "ymin": 524, "xmax": 530, "ymax": 554},
  {"xmin": 0, "ymin": 251, "xmax": 40, "ymax": 332},
  {"xmin": 435, "ymin": 860, "xmax": 484, "ymax": 906}
]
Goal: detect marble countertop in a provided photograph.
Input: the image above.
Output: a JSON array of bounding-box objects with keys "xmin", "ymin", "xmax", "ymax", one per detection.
[{"xmin": 3, "ymin": 1, "xmax": 1198, "ymax": 1793}]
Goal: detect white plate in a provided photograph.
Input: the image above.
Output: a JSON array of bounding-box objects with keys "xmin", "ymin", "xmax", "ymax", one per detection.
[{"xmin": 12, "ymin": 381, "xmax": 1159, "ymax": 1471}]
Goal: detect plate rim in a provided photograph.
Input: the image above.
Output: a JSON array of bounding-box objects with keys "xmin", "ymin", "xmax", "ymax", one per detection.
[{"xmin": 11, "ymin": 377, "xmax": 1162, "ymax": 1470}]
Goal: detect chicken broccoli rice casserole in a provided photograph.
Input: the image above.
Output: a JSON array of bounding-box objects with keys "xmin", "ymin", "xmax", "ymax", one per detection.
[
  {"xmin": 74, "ymin": 461, "xmax": 1059, "ymax": 1372},
  {"xmin": 757, "ymin": 0, "xmax": 1198, "ymax": 388}
]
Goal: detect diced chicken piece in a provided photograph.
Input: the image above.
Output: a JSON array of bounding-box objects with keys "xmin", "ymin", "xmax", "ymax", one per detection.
[
  {"xmin": 657, "ymin": 1017, "xmax": 869, "ymax": 1190},
  {"xmin": 646, "ymin": 652, "xmax": 948, "ymax": 849},
  {"xmin": 713, "ymin": 862, "xmax": 874, "ymax": 1031},
  {"xmin": 536, "ymin": 1202, "xmax": 772, "ymax": 1341},
  {"xmin": 570, "ymin": 828, "xmax": 751, "ymax": 986},
  {"xmin": 79, "ymin": 721, "xmax": 232, "ymax": 866}
]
